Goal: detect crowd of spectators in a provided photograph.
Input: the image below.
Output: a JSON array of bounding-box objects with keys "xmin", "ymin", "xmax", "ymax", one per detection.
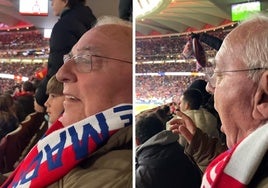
[
  {"xmin": 0, "ymin": 30, "xmax": 48, "ymax": 51},
  {"xmin": 0, "ymin": 29, "xmax": 50, "ymax": 175},
  {"xmin": 136, "ymin": 61, "xmax": 197, "ymax": 73},
  {"xmin": 0, "ymin": 29, "xmax": 49, "ymax": 59},
  {"xmin": 0, "ymin": 27, "xmax": 233, "ymax": 105},
  {"xmin": 136, "ymin": 29, "xmax": 231, "ymax": 62},
  {"xmin": 0, "ymin": 62, "xmax": 44, "ymax": 94},
  {"xmin": 0, "ymin": 62, "xmax": 42, "ymax": 76},
  {"xmin": 135, "ymin": 29, "xmax": 233, "ymax": 104},
  {"xmin": 136, "ymin": 74, "xmax": 205, "ymax": 104}
]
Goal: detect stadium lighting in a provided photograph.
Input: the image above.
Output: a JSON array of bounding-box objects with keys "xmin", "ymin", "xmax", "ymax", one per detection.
[
  {"xmin": 0, "ymin": 73, "xmax": 28, "ymax": 81},
  {"xmin": 135, "ymin": 72, "xmax": 205, "ymax": 77},
  {"xmin": 44, "ymin": 28, "xmax": 52, "ymax": 39},
  {"xmin": 135, "ymin": 0, "xmax": 168, "ymax": 19}
]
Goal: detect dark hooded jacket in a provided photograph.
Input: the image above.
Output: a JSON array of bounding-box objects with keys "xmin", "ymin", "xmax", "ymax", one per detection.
[{"xmin": 136, "ymin": 130, "xmax": 202, "ymax": 188}]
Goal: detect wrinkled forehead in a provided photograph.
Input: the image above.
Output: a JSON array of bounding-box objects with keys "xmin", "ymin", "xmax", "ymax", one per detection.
[
  {"xmin": 214, "ymin": 25, "xmax": 244, "ymax": 67},
  {"xmin": 219, "ymin": 18, "xmax": 260, "ymax": 55},
  {"xmin": 72, "ymin": 24, "xmax": 132, "ymax": 59}
]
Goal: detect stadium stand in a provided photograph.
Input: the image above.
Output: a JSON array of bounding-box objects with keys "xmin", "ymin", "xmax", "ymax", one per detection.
[{"xmin": 135, "ymin": 29, "xmax": 232, "ymax": 113}]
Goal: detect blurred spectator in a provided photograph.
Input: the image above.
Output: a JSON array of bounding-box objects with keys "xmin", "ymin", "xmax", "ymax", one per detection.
[
  {"xmin": 13, "ymin": 81, "xmax": 35, "ymax": 122},
  {"xmin": 154, "ymin": 105, "xmax": 173, "ymax": 124},
  {"xmin": 169, "ymin": 102, "xmax": 178, "ymax": 115},
  {"xmin": 136, "ymin": 112, "xmax": 202, "ymax": 188},
  {"xmin": 0, "ymin": 95, "xmax": 19, "ymax": 140},
  {"xmin": 2, "ymin": 93, "xmax": 18, "ymax": 118},
  {"xmin": 188, "ymin": 79, "xmax": 211, "ymax": 106},
  {"xmin": 188, "ymin": 79, "xmax": 224, "ymax": 142},
  {"xmin": 34, "ymin": 62, "xmax": 48, "ymax": 80},
  {"xmin": 34, "ymin": 98, "xmax": 45, "ymax": 114},
  {"xmin": 167, "ymin": 89, "xmax": 220, "ymax": 151}
]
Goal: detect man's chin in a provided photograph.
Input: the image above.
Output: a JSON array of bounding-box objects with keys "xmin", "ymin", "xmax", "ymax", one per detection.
[{"xmin": 60, "ymin": 111, "xmax": 87, "ymax": 127}]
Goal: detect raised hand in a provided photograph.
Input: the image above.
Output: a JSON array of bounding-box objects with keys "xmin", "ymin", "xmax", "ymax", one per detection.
[{"xmin": 169, "ymin": 110, "xmax": 197, "ymax": 144}]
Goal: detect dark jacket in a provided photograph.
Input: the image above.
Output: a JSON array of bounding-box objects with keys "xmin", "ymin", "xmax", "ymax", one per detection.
[
  {"xmin": 14, "ymin": 93, "xmax": 35, "ymax": 122},
  {"xmin": 136, "ymin": 131, "xmax": 202, "ymax": 188},
  {"xmin": 0, "ymin": 114, "xmax": 18, "ymax": 141},
  {"xmin": 119, "ymin": 0, "xmax": 132, "ymax": 21},
  {"xmin": 35, "ymin": 4, "xmax": 96, "ymax": 106}
]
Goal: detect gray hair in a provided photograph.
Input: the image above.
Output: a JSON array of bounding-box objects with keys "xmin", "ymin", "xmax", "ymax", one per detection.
[
  {"xmin": 94, "ymin": 16, "xmax": 132, "ymax": 28},
  {"xmin": 234, "ymin": 13, "xmax": 268, "ymax": 82}
]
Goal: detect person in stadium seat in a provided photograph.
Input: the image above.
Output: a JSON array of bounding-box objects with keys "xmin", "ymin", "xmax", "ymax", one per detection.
[
  {"xmin": 136, "ymin": 111, "xmax": 202, "ymax": 188},
  {"xmin": 11, "ymin": 91, "xmax": 48, "ymax": 171},
  {"xmin": 44, "ymin": 75, "xmax": 64, "ymax": 127},
  {"xmin": 13, "ymin": 81, "xmax": 35, "ymax": 122},
  {"xmin": 169, "ymin": 13, "xmax": 268, "ymax": 187},
  {"xmin": 188, "ymin": 79, "xmax": 225, "ymax": 143},
  {"xmin": 0, "ymin": 95, "xmax": 19, "ymax": 141},
  {"xmin": 174, "ymin": 89, "xmax": 219, "ymax": 148},
  {"xmin": 35, "ymin": 0, "xmax": 96, "ymax": 107},
  {"xmin": 0, "ymin": 16, "xmax": 132, "ymax": 188}
]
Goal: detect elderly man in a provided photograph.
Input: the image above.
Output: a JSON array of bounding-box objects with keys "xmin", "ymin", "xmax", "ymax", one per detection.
[
  {"xmin": 1, "ymin": 16, "xmax": 132, "ymax": 188},
  {"xmin": 170, "ymin": 13, "xmax": 268, "ymax": 187}
]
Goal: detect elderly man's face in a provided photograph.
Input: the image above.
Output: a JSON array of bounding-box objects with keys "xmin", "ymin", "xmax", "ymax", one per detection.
[
  {"xmin": 56, "ymin": 24, "xmax": 132, "ymax": 126},
  {"xmin": 206, "ymin": 33, "xmax": 259, "ymax": 148}
]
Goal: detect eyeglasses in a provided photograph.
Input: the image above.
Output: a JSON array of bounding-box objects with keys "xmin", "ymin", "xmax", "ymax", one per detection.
[
  {"xmin": 63, "ymin": 54, "xmax": 132, "ymax": 73},
  {"xmin": 205, "ymin": 67, "xmax": 268, "ymax": 88}
]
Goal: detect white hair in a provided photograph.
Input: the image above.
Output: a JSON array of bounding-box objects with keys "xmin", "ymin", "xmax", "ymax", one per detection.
[
  {"xmin": 234, "ymin": 13, "xmax": 268, "ymax": 82},
  {"xmin": 94, "ymin": 16, "xmax": 132, "ymax": 28}
]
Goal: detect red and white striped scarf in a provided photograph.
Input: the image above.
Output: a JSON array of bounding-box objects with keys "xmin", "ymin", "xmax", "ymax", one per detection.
[
  {"xmin": 202, "ymin": 123, "xmax": 268, "ymax": 188},
  {"xmin": 1, "ymin": 104, "xmax": 132, "ymax": 188}
]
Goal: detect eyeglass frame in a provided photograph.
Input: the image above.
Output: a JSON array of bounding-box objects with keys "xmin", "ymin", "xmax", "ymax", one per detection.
[
  {"xmin": 205, "ymin": 67, "xmax": 268, "ymax": 88},
  {"xmin": 63, "ymin": 53, "xmax": 132, "ymax": 73}
]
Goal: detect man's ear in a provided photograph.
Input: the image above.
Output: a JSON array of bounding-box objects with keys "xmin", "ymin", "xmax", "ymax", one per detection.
[{"xmin": 253, "ymin": 71, "xmax": 268, "ymax": 119}]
